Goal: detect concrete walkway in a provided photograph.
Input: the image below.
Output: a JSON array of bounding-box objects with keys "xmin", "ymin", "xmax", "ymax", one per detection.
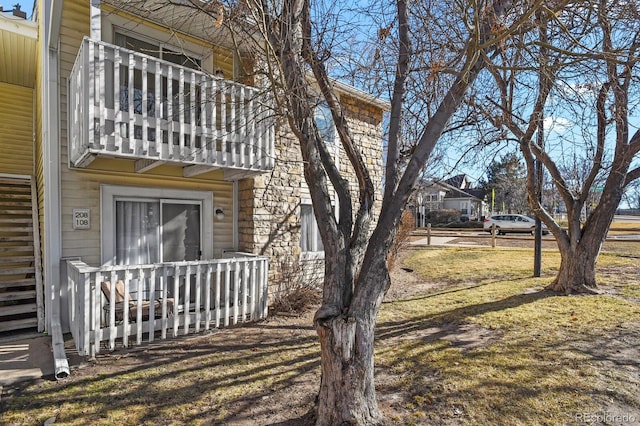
[
  {"xmin": 0, "ymin": 332, "xmax": 55, "ymax": 389},
  {"xmin": 410, "ymin": 236, "xmax": 457, "ymax": 246},
  {"xmin": 409, "ymin": 234, "xmax": 496, "ymax": 248}
]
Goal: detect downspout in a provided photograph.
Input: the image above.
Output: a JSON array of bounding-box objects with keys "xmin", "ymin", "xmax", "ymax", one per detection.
[
  {"xmin": 42, "ymin": 0, "xmax": 69, "ymax": 380},
  {"xmin": 233, "ymin": 180, "xmax": 239, "ymax": 251},
  {"xmin": 49, "ymin": 28, "xmax": 69, "ymax": 382}
]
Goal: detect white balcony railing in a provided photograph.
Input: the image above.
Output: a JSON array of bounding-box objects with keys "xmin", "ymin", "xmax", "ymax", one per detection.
[
  {"xmin": 66, "ymin": 255, "xmax": 269, "ymax": 357},
  {"xmin": 68, "ymin": 37, "xmax": 275, "ymax": 175}
]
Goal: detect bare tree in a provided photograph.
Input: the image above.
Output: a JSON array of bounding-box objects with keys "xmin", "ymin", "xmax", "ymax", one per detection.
[
  {"xmin": 479, "ymin": 0, "xmax": 640, "ymax": 294},
  {"xmin": 114, "ymin": 0, "xmax": 573, "ymax": 422},
  {"xmin": 230, "ymin": 0, "xmax": 553, "ymax": 424}
]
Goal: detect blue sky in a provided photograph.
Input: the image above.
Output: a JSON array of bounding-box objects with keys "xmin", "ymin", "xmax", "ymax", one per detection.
[
  {"xmin": 1, "ymin": 0, "xmax": 34, "ymax": 18},
  {"xmin": 2, "ymin": 0, "xmax": 636, "ymax": 202}
]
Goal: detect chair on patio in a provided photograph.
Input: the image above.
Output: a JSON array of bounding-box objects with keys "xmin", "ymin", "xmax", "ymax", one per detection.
[{"xmin": 100, "ymin": 280, "xmax": 175, "ymax": 322}]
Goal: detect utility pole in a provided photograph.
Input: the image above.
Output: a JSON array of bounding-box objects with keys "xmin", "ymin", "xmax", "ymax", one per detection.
[
  {"xmin": 534, "ymin": 130, "xmax": 543, "ymax": 277},
  {"xmin": 534, "ymin": 13, "xmax": 547, "ymax": 278}
]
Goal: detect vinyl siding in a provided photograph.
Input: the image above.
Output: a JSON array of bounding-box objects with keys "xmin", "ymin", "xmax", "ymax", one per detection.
[
  {"xmin": 59, "ymin": 165, "xmax": 235, "ymax": 266},
  {"xmin": 0, "ymin": 21, "xmax": 37, "ymax": 88},
  {"xmin": 58, "ymin": 0, "xmax": 234, "ymax": 267},
  {"xmin": 0, "ymin": 82, "xmax": 34, "ymax": 176}
]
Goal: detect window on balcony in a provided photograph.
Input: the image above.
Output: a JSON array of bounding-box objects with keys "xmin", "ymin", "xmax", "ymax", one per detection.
[
  {"xmin": 113, "ymin": 33, "xmax": 203, "ymax": 145},
  {"xmin": 114, "ymin": 33, "xmax": 201, "ymax": 70}
]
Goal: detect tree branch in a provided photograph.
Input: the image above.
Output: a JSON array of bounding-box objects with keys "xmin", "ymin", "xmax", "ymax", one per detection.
[
  {"xmin": 382, "ymin": 0, "xmax": 410, "ymax": 208},
  {"xmin": 625, "ymin": 167, "xmax": 640, "ymax": 187},
  {"xmin": 579, "ymin": 82, "xmax": 609, "ymax": 203}
]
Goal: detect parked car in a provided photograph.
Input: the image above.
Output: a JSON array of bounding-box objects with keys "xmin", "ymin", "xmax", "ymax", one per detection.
[{"xmin": 483, "ymin": 214, "xmax": 550, "ymax": 235}]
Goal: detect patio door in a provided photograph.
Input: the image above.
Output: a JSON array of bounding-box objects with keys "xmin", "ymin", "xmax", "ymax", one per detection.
[
  {"xmin": 115, "ymin": 199, "xmax": 202, "ymax": 265},
  {"xmin": 114, "ymin": 199, "xmax": 202, "ymax": 305},
  {"xmin": 160, "ymin": 201, "xmax": 201, "ymax": 262}
]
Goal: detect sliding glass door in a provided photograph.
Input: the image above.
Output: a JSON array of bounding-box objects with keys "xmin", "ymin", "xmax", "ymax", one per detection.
[
  {"xmin": 115, "ymin": 199, "xmax": 202, "ymax": 265},
  {"xmin": 161, "ymin": 201, "xmax": 201, "ymax": 262}
]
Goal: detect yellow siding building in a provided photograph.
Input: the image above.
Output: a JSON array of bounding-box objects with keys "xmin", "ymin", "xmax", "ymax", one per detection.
[{"xmin": 5, "ymin": 0, "xmax": 386, "ymax": 363}]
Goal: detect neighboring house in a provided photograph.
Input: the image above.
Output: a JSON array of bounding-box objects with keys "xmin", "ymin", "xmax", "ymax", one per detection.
[
  {"xmin": 411, "ymin": 174, "xmax": 486, "ymax": 227},
  {"xmin": 0, "ymin": 1, "xmax": 387, "ymax": 370}
]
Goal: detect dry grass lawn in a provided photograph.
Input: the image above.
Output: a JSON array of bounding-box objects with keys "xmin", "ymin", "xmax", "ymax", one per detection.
[{"xmin": 1, "ymin": 246, "xmax": 639, "ymax": 425}]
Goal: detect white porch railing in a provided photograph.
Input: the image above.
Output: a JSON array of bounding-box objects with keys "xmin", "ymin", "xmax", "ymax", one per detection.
[
  {"xmin": 68, "ymin": 37, "xmax": 275, "ymax": 174},
  {"xmin": 66, "ymin": 255, "xmax": 269, "ymax": 357}
]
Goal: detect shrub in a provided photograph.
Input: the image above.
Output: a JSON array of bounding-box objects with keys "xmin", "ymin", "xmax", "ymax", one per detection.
[
  {"xmin": 388, "ymin": 209, "xmax": 414, "ymax": 271},
  {"xmin": 425, "ymin": 209, "xmax": 461, "ymax": 224},
  {"xmin": 271, "ymin": 258, "xmax": 321, "ymax": 314}
]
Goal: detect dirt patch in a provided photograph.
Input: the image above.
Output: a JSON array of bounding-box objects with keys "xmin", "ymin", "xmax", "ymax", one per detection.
[
  {"xmin": 387, "ymin": 249, "xmax": 456, "ymax": 300},
  {"xmin": 385, "ymin": 321, "xmax": 503, "ymax": 352}
]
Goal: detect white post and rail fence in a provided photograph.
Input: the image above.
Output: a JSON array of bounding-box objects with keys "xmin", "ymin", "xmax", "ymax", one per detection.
[{"xmin": 66, "ymin": 254, "xmax": 269, "ymax": 357}]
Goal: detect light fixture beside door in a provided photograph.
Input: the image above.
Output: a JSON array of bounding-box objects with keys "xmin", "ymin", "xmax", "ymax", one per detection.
[{"xmin": 215, "ymin": 208, "xmax": 225, "ymax": 220}]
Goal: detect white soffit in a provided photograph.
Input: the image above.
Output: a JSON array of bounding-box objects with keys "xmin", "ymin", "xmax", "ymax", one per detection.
[{"xmin": 0, "ymin": 13, "xmax": 37, "ymax": 88}]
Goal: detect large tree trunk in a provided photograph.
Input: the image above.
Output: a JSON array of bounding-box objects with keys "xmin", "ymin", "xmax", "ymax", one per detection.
[
  {"xmin": 250, "ymin": 0, "xmax": 530, "ymax": 422},
  {"xmin": 313, "ymin": 250, "xmax": 390, "ymax": 425},
  {"xmin": 546, "ymin": 180, "xmax": 622, "ymax": 294},
  {"xmin": 547, "ymin": 243, "xmax": 600, "ymax": 294},
  {"xmin": 315, "ymin": 314, "xmax": 382, "ymax": 425}
]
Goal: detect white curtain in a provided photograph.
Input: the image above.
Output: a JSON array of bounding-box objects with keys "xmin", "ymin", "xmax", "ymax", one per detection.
[
  {"xmin": 115, "ymin": 201, "xmax": 160, "ymax": 265},
  {"xmin": 300, "ymin": 204, "xmax": 323, "ymax": 252},
  {"xmin": 300, "ymin": 205, "xmax": 313, "ymax": 252}
]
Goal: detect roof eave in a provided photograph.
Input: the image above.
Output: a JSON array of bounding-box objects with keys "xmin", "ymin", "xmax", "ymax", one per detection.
[
  {"xmin": 0, "ymin": 13, "xmax": 37, "ymax": 39},
  {"xmin": 332, "ymin": 79, "xmax": 392, "ymax": 111}
]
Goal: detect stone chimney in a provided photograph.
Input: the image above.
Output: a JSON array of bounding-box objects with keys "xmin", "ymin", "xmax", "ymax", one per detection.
[{"xmin": 12, "ymin": 4, "xmax": 27, "ymax": 19}]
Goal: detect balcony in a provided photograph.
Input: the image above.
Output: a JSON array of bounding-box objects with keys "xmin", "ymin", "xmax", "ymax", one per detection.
[{"xmin": 68, "ymin": 37, "xmax": 275, "ymax": 179}]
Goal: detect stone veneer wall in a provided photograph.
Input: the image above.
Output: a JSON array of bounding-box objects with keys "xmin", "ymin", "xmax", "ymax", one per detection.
[
  {"xmin": 238, "ymin": 97, "xmax": 386, "ymax": 295},
  {"xmin": 340, "ymin": 95, "xmax": 385, "ymax": 221}
]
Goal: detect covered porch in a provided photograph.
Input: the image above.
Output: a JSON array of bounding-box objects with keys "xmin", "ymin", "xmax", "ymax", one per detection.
[{"xmin": 66, "ymin": 254, "xmax": 269, "ymax": 357}]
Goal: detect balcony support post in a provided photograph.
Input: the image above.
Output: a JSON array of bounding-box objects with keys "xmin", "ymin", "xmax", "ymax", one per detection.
[
  {"xmin": 183, "ymin": 164, "xmax": 219, "ymax": 178},
  {"xmin": 90, "ymin": 0, "xmax": 101, "ymax": 40}
]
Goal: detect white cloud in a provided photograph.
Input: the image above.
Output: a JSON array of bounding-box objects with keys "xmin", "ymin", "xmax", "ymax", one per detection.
[{"xmin": 544, "ymin": 116, "xmax": 573, "ymax": 134}]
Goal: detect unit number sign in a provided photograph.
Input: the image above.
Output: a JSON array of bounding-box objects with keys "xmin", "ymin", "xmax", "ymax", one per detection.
[{"xmin": 73, "ymin": 209, "xmax": 91, "ymax": 230}]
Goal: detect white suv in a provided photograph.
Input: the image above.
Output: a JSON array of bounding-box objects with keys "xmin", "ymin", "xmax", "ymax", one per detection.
[{"xmin": 483, "ymin": 214, "xmax": 549, "ymax": 235}]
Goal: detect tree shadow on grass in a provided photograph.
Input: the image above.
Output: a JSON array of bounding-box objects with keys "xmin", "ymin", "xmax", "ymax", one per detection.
[
  {"xmin": 0, "ymin": 320, "xmax": 322, "ymax": 426},
  {"xmin": 377, "ymin": 287, "xmax": 555, "ymax": 342},
  {"xmin": 0, "ymin": 286, "xmax": 564, "ymax": 426},
  {"xmin": 373, "ymin": 290, "xmax": 640, "ymax": 425}
]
